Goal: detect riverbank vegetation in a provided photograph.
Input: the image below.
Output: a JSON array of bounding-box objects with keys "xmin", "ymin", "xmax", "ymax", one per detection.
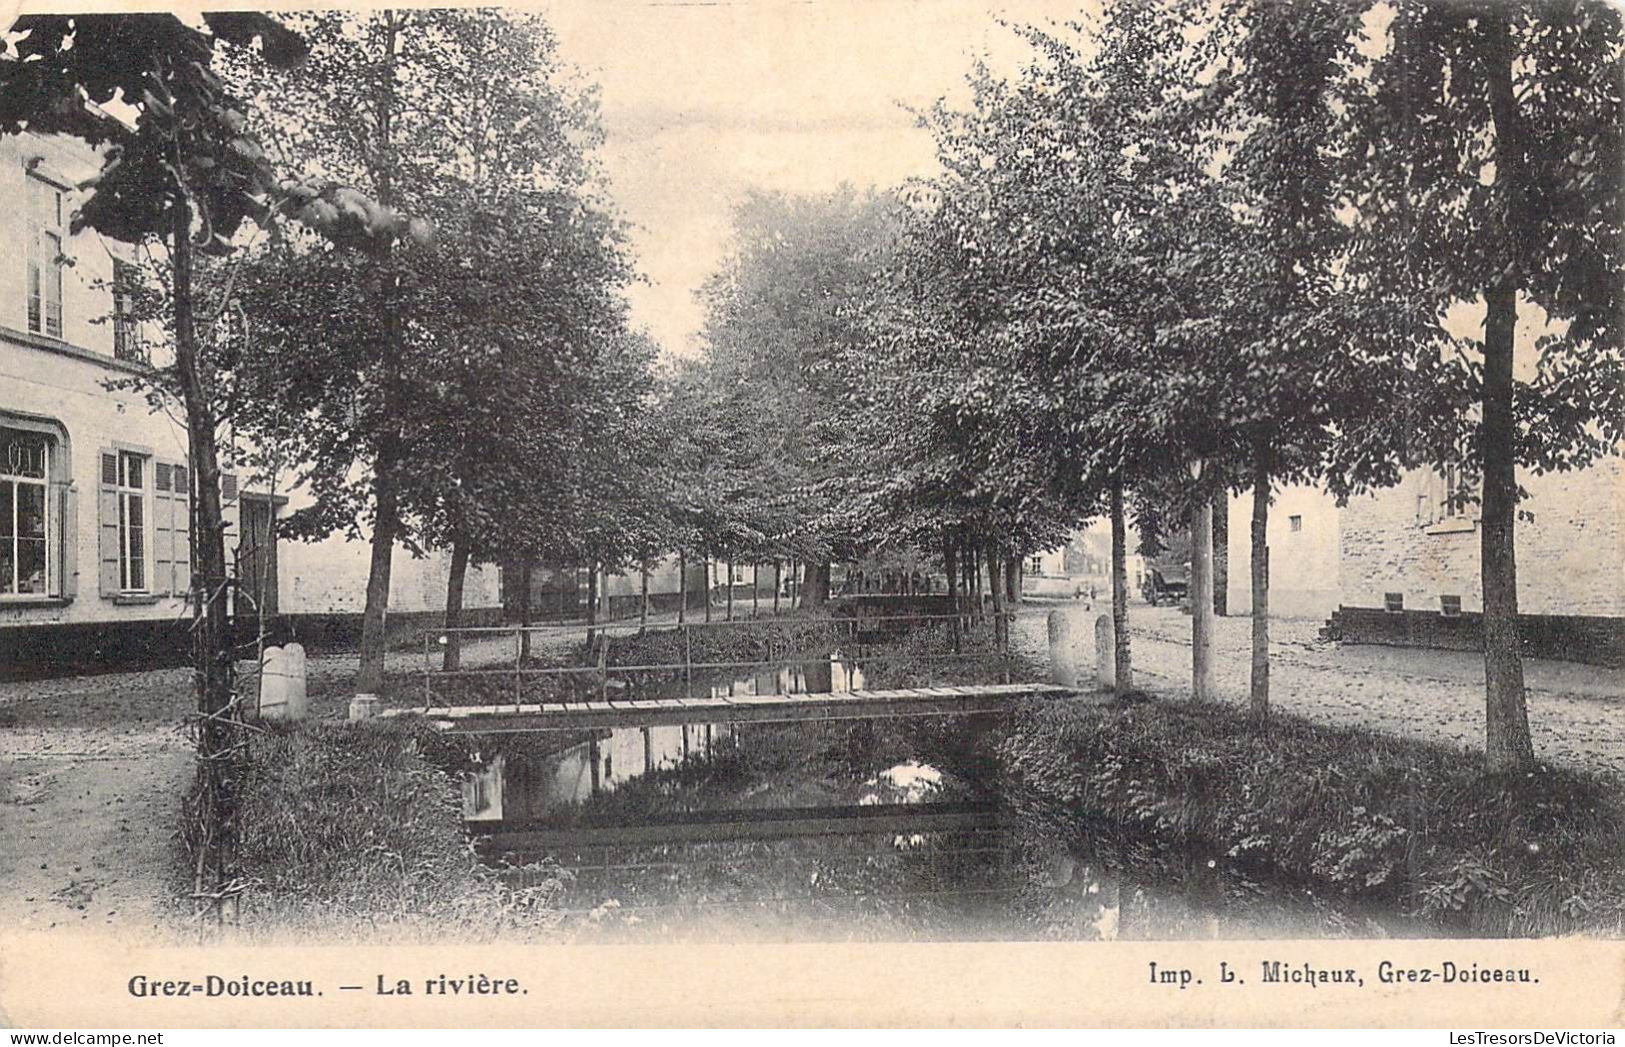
[
  {"xmin": 201, "ymin": 719, "xmax": 567, "ymax": 942},
  {"xmin": 1002, "ymin": 696, "xmax": 1625, "ymax": 938}
]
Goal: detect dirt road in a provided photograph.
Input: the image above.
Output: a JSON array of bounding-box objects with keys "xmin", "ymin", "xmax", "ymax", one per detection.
[{"xmin": 1016, "ymin": 601, "xmax": 1625, "ymax": 779}]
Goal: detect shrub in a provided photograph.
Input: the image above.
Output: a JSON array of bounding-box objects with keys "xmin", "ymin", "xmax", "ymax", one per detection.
[
  {"xmin": 1000, "ymin": 696, "xmax": 1625, "ymax": 937},
  {"xmin": 222, "ymin": 718, "xmax": 567, "ymax": 942}
]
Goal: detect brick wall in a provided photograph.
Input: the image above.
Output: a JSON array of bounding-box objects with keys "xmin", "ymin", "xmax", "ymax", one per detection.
[{"xmin": 1341, "ymin": 459, "xmax": 1625, "ymax": 619}]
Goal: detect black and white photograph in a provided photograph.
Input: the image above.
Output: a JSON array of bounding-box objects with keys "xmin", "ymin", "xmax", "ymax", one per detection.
[{"xmin": 0, "ymin": 0, "xmax": 1621, "ymax": 1030}]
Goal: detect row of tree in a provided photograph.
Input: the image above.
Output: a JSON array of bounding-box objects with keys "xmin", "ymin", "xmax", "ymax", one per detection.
[{"xmin": 670, "ymin": 0, "xmax": 1621, "ymax": 774}]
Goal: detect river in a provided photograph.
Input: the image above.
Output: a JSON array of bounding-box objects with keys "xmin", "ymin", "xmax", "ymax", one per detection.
[{"xmin": 452, "ymin": 649, "xmax": 1433, "ymax": 943}]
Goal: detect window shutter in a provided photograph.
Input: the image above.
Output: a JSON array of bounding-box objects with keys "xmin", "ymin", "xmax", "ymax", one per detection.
[
  {"xmin": 152, "ymin": 463, "xmax": 174, "ymax": 596},
  {"xmin": 219, "ymin": 472, "xmax": 240, "ymax": 548},
  {"xmin": 98, "ymin": 450, "xmax": 119, "ymax": 596},
  {"xmin": 57, "ymin": 481, "xmax": 76, "ymax": 599},
  {"xmin": 217, "ymin": 472, "xmax": 239, "ymax": 614},
  {"xmin": 172, "ymin": 466, "xmax": 191, "ymax": 599}
]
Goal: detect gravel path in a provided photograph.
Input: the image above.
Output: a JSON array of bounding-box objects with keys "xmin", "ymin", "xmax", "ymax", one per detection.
[
  {"xmin": 1014, "ymin": 602, "xmax": 1625, "ymax": 780},
  {"xmin": 0, "ymin": 617, "xmax": 617, "ymax": 941}
]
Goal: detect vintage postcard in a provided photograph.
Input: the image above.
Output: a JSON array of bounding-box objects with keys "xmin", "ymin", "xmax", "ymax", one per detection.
[{"xmin": 1, "ymin": 0, "xmax": 1622, "ymax": 1029}]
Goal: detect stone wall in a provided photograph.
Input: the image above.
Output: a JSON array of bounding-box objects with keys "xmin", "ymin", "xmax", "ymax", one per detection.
[
  {"xmin": 1340, "ymin": 460, "xmax": 1624, "ymax": 618},
  {"xmin": 1336, "ymin": 458, "xmax": 1624, "ymax": 665}
]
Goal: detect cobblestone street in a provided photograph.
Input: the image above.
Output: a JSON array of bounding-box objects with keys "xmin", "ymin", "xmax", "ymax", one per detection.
[{"xmin": 1017, "ymin": 601, "xmax": 1625, "ymax": 779}]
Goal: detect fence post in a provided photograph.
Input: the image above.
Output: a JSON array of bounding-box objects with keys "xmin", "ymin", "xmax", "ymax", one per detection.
[{"xmin": 600, "ymin": 634, "xmax": 610, "ymax": 702}]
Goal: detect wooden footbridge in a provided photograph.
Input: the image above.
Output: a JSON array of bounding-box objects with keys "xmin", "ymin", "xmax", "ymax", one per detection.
[{"xmin": 384, "ymin": 681, "xmax": 1076, "ymax": 734}]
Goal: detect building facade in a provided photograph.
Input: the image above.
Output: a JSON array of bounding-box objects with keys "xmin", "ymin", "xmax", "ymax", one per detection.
[
  {"xmin": 1, "ymin": 131, "xmax": 498, "ymax": 678},
  {"xmin": 1224, "ymin": 483, "xmax": 1342, "ymax": 620},
  {"xmin": 1335, "ymin": 459, "xmax": 1624, "ymax": 665}
]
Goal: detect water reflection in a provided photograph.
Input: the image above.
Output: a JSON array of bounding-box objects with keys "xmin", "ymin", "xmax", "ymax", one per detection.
[
  {"xmin": 465, "ymin": 656, "xmax": 863, "ymax": 823},
  {"xmin": 458, "ymin": 654, "xmax": 1429, "ymax": 943},
  {"xmin": 465, "ymin": 722, "xmax": 733, "ymax": 822},
  {"xmin": 706, "ymin": 655, "xmax": 863, "ymax": 699}
]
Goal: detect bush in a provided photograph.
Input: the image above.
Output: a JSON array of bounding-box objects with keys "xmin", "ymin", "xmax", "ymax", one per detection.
[
  {"xmin": 222, "ymin": 718, "xmax": 567, "ymax": 942},
  {"xmin": 1000, "ymin": 696, "xmax": 1625, "ymax": 937}
]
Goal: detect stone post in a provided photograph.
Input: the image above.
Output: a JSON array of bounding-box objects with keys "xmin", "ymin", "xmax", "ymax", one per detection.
[
  {"xmin": 258, "ymin": 645, "xmax": 287, "ymax": 720},
  {"xmin": 1095, "ymin": 613, "xmax": 1116, "ymax": 690},
  {"xmin": 284, "ymin": 642, "xmax": 308, "ymax": 721},
  {"xmin": 1047, "ymin": 610, "xmax": 1078, "ymax": 688}
]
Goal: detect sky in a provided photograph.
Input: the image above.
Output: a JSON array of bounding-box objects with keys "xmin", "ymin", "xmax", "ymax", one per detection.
[{"xmin": 530, "ymin": 0, "xmax": 1094, "ymax": 358}]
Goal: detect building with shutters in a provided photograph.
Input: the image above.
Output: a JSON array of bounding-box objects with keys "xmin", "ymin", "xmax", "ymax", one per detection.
[{"xmin": 1, "ymin": 130, "xmax": 500, "ymax": 678}]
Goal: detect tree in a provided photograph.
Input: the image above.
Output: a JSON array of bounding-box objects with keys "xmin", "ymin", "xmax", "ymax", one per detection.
[
  {"xmin": 1337, "ymin": 0, "xmax": 1623, "ymax": 770},
  {"xmin": 1193, "ymin": 0, "xmax": 1367, "ymax": 716},
  {"xmin": 0, "ymin": 11, "xmax": 417, "ymax": 909},
  {"xmin": 229, "ymin": 10, "xmax": 634, "ymax": 695},
  {"xmin": 695, "ymin": 189, "xmax": 902, "ymax": 606},
  {"xmin": 904, "ymin": 5, "xmax": 1225, "ymax": 688}
]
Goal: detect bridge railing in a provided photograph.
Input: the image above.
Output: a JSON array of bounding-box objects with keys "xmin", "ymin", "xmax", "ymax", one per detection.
[{"xmin": 418, "ymin": 612, "xmax": 1017, "ymax": 711}]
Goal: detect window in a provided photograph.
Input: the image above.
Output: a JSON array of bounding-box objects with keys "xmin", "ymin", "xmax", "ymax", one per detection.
[
  {"xmin": 1384, "ymin": 592, "xmax": 1405, "ymax": 613},
  {"xmin": 115, "ymin": 451, "xmax": 148, "ymax": 592},
  {"xmin": 26, "ymin": 175, "xmax": 65, "ymax": 338},
  {"xmin": 1440, "ymin": 595, "xmax": 1463, "ymax": 617},
  {"xmin": 1439, "ymin": 463, "xmax": 1470, "ymax": 519},
  {"xmin": 1288, "ymin": 515, "xmax": 1302, "ymax": 533},
  {"xmin": 1, "ymin": 427, "xmax": 52, "ymax": 597},
  {"xmin": 112, "ymin": 260, "xmax": 146, "ymax": 362},
  {"xmin": 1420, "ymin": 462, "xmax": 1478, "ymax": 528},
  {"xmin": 1030, "ymin": 555, "xmax": 1044, "ymax": 575}
]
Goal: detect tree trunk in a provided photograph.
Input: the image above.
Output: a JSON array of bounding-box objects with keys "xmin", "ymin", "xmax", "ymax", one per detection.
[
  {"xmin": 518, "ymin": 562, "xmax": 533, "ymax": 663},
  {"xmin": 171, "ymin": 201, "xmax": 235, "ymax": 914},
  {"xmin": 1481, "ymin": 18, "xmax": 1535, "ymax": 772},
  {"xmin": 704, "ymin": 553, "xmax": 712, "ymax": 622},
  {"xmin": 986, "ymin": 543, "xmax": 1006, "ymax": 650},
  {"xmin": 1190, "ymin": 494, "xmax": 1215, "ymax": 702},
  {"xmin": 774, "ymin": 561, "xmax": 781, "ymax": 614},
  {"xmin": 639, "ymin": 558, "xmax": 650, "ymax": 633},
  {"xmin": 1249, "ymin": 443, "xmax": 1271, "ymax": 719},
  {"xmin": 586, "ymin": 560, "xmax": 598, "ymax": 628},
  {"xmin": 355, "ymin": 446, "xmax": 399, "ymax": 703},
  {"xmin": 753, "ymin": 563, "xmax": 760, "ymax": 617},
  {"xmin": 1212, "ymin": 488, "xmax": 1229, "ymax": 616},
  {"xmin": 442, "ymin": 536, "xmax": 469, "ymax": 672},
  {"xmin": 354, "ymin": 13, "xmax": 403, "ymax": 712},
  {"xmin": 678, "ymin": 549, "xmax": 687, "ymax": 625},
  {"xmin": 1110, "ymin": 479, "xmax": 1133, "ymax": 693},
  {"xmin": 1005, "ymin": 554, "xmax": 1021, "ymax": 605},
  {"xmin": 726, "ymin": 558, "xmax": 734, "ymax": 620},
  {"xmin": 970, "ymin": 545, "xmax": 982, "ymax": 619},
  {"xmin": 803, "ymin": 562, "xmax": 831, "ymax": 608}
]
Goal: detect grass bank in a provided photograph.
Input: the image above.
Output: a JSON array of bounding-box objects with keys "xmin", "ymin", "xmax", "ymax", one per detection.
[
  {"xmin": 1001, "ymin": 694, "xmax": 1625, "ymax": 937},
  {"xmin": 205, "ymin": 718, "xmax": 567, "ymax": 942}
]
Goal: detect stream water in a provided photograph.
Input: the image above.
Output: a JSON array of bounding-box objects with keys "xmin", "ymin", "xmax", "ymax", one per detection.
[{"xmin": 455, "ymin": 652, "xmax": 1430, "ymax": 943}]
